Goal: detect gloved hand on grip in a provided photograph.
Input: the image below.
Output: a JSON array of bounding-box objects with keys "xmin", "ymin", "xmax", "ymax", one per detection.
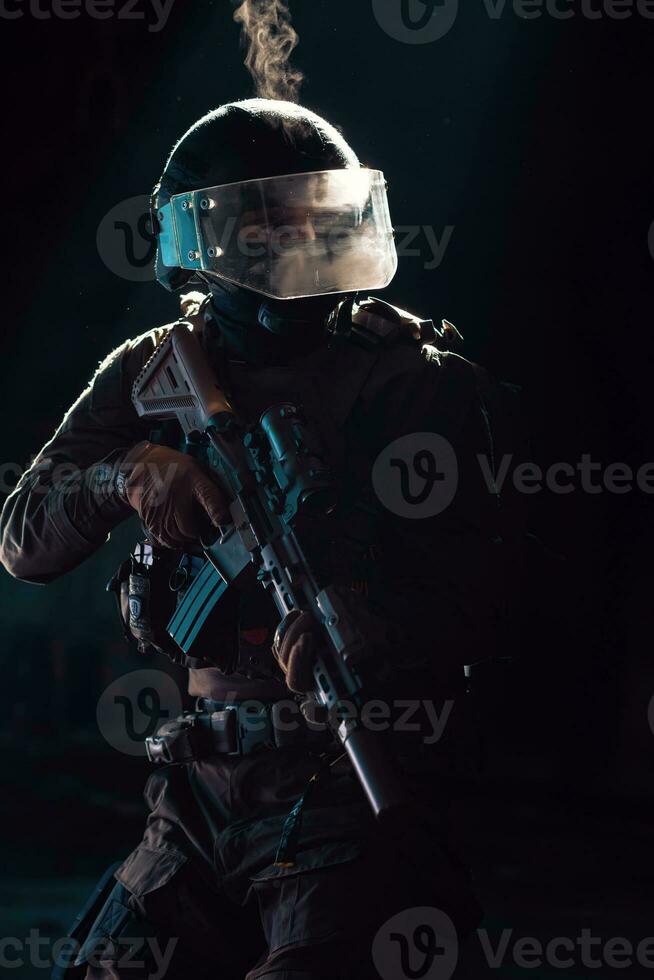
[
  {"xmin": 272, "ymin": 591, "xmax": 395, "ymax": 695},
  {"xmin": 272, "ymin": 609, "xmax": 318, "ymax": 694},
  {"xmin": 116, "ymin": 441, "xmax": 231, "ymax": 549}
]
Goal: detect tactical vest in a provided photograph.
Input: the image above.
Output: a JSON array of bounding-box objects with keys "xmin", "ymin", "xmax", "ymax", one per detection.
[{"xmin": 127, "ymin": 291, "xmax": 512, "ymax": 681}]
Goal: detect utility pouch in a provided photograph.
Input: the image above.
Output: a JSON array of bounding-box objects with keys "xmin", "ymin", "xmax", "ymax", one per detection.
[
  {"xmin": 50, "ymin": 863, "xmax": 122, "ymax": 979},
  {"xmin": 107, "ymin": 541, "xmax": 238, "ymax": 670},
  {"xmin": 107, "ymin": 540, "xmax": 184, "ymax": 659}
]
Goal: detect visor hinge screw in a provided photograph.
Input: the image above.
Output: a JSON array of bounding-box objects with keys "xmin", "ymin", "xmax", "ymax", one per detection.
[
  {"xmin": 200, "ymin": 198, "xmax": 212, "ymax": 210},
  {"xmin": 188, "ymin": 250, "xmax": 200, "ymax": 261},
  {"xmin": 207, "ymin": 246, "xmax": 223, "ymax": 259},
  {"xmin": 182, "ymin": 200, "xmax": 193, "ymax": 211}
]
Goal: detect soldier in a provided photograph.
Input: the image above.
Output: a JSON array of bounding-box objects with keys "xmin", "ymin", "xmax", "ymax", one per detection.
[{"xmin": 0, "ymin": 99, "xmax": 522, "ymax": 979}]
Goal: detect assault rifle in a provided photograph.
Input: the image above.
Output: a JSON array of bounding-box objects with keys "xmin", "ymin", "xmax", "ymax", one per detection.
[{"xmin": 131, "ymin": 321, "xmax": 405, "ymax": 820}]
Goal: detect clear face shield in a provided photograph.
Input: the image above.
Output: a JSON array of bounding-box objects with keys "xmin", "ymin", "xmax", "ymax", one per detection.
[{"xmin": 156, "ymin": 169, "xmax": 398, "ymax": 300}]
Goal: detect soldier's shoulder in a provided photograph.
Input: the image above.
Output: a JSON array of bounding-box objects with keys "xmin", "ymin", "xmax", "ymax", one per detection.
[
  {"xmin": 120, "ymin": 292, "xmax": 209, "ymax": 367},
  {"xmin": 123, "ymin": 322, "xmax": 174, "ymax": 366},
  {"xmin": 352, "ymin": 297, "xmax": 511, "ymax": 427},
  {"xmin": 89, "ymin": 303, "xmax": 199, "ymax": 416},
  {"xmin": 350, "ymin": 295, "xmax": 467, "ymax": 381},
  {"xmin": 108, "ymin": 292, "xmax": 210, "ymax": 381},
  {"xmin": 351, "ymin": 299, "xmax": 519, "ymax": 450},
  {"xmin": 352, "ymin": 296, "xmax": 461, "ymax": 350}
]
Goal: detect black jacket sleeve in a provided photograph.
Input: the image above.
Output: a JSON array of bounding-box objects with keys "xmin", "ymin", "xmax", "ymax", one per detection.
[{"xmin": 0, "ymin": 327, "xmax": 167, "ymax": 584}]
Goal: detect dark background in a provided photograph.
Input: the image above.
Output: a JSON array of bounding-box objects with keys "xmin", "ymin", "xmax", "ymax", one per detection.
[{"xmin": 0, "ymin": 0, "xmax": 653, "ymax": 975}]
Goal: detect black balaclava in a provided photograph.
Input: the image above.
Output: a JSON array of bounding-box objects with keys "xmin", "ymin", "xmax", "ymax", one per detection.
[{"xmin": 154, "ymin": 99, "xmax": 360, "ymax": 365}]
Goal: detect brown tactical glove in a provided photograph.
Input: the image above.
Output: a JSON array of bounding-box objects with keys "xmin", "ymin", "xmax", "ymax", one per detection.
[
  {"xmin": 117, "ymin": 441, "xmax": 231, "ymax": 549},
  {"xmin": 272, "ymin": 592, "xmax": 395, "ymax": 695},
  {"xmin": 272, "ymin": 609, "xmax": 318, "ymax": 694}
]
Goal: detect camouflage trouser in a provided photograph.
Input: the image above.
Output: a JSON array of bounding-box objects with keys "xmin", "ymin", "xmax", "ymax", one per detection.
[{"xmin": 74, "ymin": 745, "xmax": 480, "ymax": 980}]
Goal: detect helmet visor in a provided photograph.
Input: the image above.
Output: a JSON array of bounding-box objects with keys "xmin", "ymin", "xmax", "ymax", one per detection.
[{"xmin": 157, "ymin": 169, "xmax": 397, "ymax": 300}]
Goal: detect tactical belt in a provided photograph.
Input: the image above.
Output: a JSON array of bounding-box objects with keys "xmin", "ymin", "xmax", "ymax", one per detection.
[{"xmin": 145, "ymin": 699, "xmax": 332, "ymax": 765}]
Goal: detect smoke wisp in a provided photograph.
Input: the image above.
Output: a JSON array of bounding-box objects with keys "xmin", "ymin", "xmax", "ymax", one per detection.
[{"xmin": 233, "ymin": 0, "xmax": 304, "ymax": 103}]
